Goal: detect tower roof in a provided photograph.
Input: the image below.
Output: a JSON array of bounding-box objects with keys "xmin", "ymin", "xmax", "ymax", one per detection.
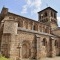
[{"xmin": 38, "ymin": 7, "xmax": 57, "ymax": 13}]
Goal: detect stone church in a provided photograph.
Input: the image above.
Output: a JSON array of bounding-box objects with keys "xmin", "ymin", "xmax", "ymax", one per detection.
[{"xmin": 0, "ymin": 7, "xmax": 60, "ymax": 60}]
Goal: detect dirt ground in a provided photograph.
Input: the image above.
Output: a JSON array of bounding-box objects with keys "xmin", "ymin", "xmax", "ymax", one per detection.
[{"xmin": 41, "ymin": 57, "xmax": 60, "ymax": 60}]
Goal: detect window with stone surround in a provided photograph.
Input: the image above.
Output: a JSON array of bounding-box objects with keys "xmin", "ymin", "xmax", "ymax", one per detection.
[
  {"xmin": 51, "ymin": 11, "xmax": 53, "ymax": 17},
  {"xmin": 55, "ymin": 40, "xmax": 58, "ymax": 47},
  {"xmin": 33, "ymin": 25, "xmax": 35, "ymax": 30},
  {"xmin": 39, "ymin": 25, "xmax": 42, "ymax": 32},
  {"xmin": 44, "ymin": 12, "xmax": 47, "ymax": 17},
  {"xmin": 33, "ymin": 24, "xmax": 38, "ymax": 31},
  {"xmin": 42, "ymin": 38, "xmax": 47, "ymax": 46},
  {"xmin": 45, "ymin": 26, "xmax": 49, "ymax": 33},
  {"xmin": 18, "ymin": 20, "xmax": 23, "ymax": 27},
  {"xmin": 54, "ymin": 13, "xmax": 56, "ymax": 18}
]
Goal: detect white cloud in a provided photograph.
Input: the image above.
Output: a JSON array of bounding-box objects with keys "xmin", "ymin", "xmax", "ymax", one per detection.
[
  {"xmin": 21, "ymin": 0, "xmax": 42, "ymax": 14},
  {"xmin": 21, "ymin": 5, "xmax": 27, "ymax": 13},
  {"xmin": 26, "ymin": 0, "xmax": 31, "ymax": 5},
  {"xmin": 57, "ymin": 17, "xmax": 60, "ymax": 27}
]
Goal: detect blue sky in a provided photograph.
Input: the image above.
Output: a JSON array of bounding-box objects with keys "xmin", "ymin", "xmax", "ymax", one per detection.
[{"xmin": 0, "ymin": 0, "xmax": 60, "ymax": 26}]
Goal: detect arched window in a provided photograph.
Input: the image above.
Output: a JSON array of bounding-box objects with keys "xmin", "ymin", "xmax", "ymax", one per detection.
[
  {"xmin": 33, "ymin": 25, "xmax": 35, "ymax": 30},
  {"xmin": 43, "ymin": 25, "xmax": 45, "ymax": 32},
  {"xmin": 18, "ymin": 22, "xmax": 20, "ymax": 27},
  {"xmin": 42, "ymin": 38, "xmax": 47, "ymax": 46},
  {"xmin": 22, "ymin": 41, "xmax": 31, "ymax": 58},
  {"xmin": 54, "ymin": 13, "xmax": 56, "ymax": 18},
  {"xmin": 51, "ymin": 11, "xmax": 53, "ymax": 17},
  {"xmin": 44, "ymin": 12, "xmax": 47, "ymax": 17},
  {"xmin": 45, "ymin": 26, "xmax": 49, "ymax": 33},
  {"xmin": 33, "ymin": 24, "xmax": 38, "ymax": 31},
  {"xmin": 55, "ymin": 40, "xmax": 58, "ymax": 47},
  {"xmin": 39, "ymin": 25, "xmax": 42, "ymax": 32},
  {"xmin": 18, "ymin": 20, "xmax": 23, "ymax": 27}
]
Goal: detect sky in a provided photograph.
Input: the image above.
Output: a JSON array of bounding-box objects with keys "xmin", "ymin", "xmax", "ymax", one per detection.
[{"xmin": 0, "ymin": 0, "xmax": 60, "ymax": 26}]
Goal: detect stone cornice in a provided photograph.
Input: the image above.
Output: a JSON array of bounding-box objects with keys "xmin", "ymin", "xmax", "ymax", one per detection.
[{"xmin": 18, "ymin": 27, "xmax": 54, "ymax": 37}]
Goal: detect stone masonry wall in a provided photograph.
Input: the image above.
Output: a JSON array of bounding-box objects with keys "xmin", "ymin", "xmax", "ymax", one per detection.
[{"xmin": 13, "ymin": 30, "xmax": 50, "ymax": 60}]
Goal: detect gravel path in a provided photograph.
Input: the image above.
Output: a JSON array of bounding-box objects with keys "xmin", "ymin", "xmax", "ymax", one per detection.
[{"xmin": 41, "ymin": 57, "xmax": 60, "ymax": 60}]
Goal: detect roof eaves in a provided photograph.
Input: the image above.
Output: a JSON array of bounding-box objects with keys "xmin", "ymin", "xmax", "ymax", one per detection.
[{"xmin": 38, "ymin": 7, "xmax": 57, "ymax": 13}]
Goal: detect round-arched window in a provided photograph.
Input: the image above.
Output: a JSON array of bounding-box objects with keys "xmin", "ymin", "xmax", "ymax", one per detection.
[{"xmin": 42, "ymin": 38, "xmax": 47, "ymax": 46}]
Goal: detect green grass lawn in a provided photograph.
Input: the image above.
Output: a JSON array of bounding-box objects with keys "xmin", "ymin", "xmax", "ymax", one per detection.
[{"xmin": 0, "ymin": 56, "xmax": 9, "ymax": 60}]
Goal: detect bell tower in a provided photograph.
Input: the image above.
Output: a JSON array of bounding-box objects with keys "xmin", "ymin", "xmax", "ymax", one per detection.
[{"xmin": 38, "ymin": 7, "xmax": 58, "ymax": 30}]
